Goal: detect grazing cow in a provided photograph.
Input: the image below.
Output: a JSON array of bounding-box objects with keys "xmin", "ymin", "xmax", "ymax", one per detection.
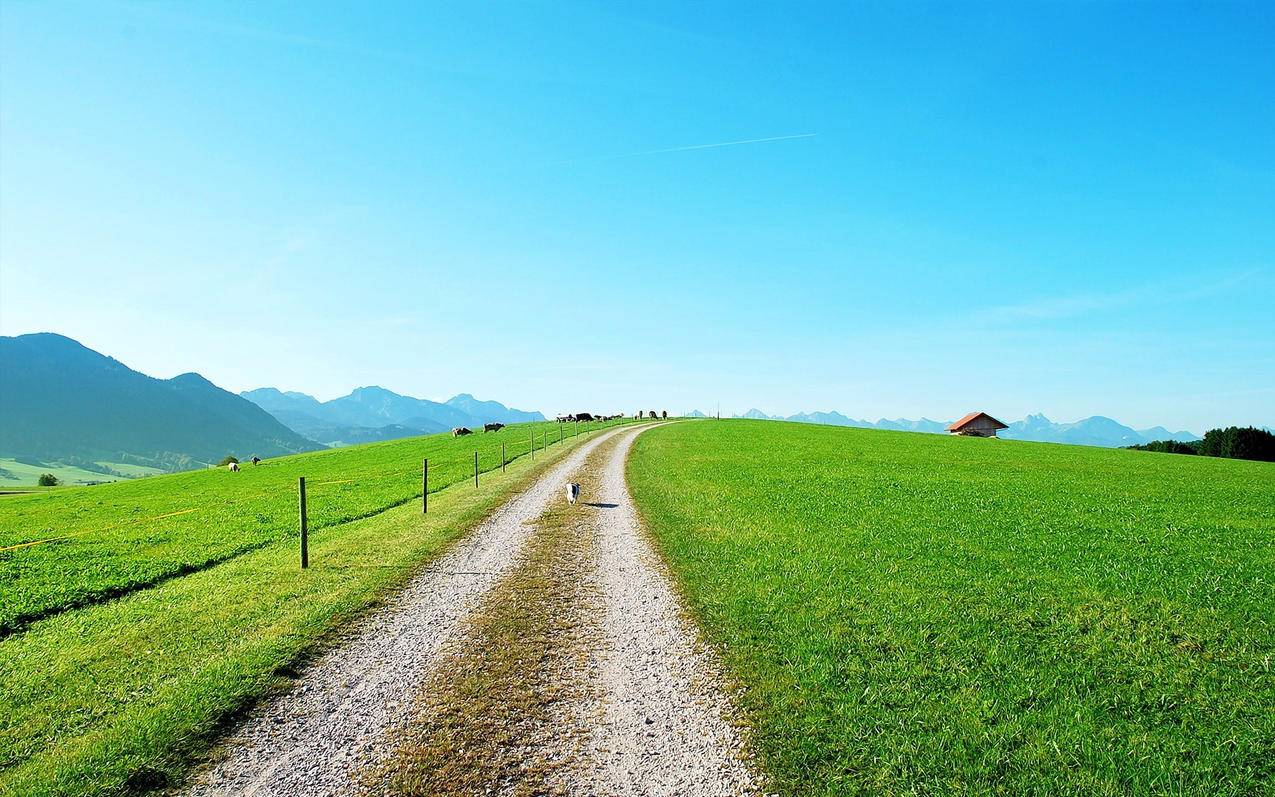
[
  {"xmin": 565, "ymin": 482, "xmax": 580, "ymax": 505},
  {"xmin": 637, "ymin": 410, "xmax": 644, "ymax": 419},
  {"xmin": 556, "ymin": 415, "xmax": 571, "ymax": 423},
  {"xmin": 251, "ymin": 456, "xmax": 261, "ymax": 466},
  {"xmin": 649, "ymin": 410, "xmax": 658, "ymax": 420},
  {"xmin": 451, "ymin": 427, "xmax": 473, "ymax": 437},
  {"xmin": 661, "ymin": 410, "xmax": 668, "ymax": 420},
  {"xmin": 483, "ymin": 422, "xmax": 505, "ymax": 433},
  {"xmin": 227, "ymin": 462, "xmax": 240, "ymax": 472},
  {"xmin": 576, "ymin": 412, "xmax": 595, "ymax": 422}
]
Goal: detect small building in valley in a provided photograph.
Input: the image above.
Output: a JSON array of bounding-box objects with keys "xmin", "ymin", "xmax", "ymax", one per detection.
[{"xmin": 947, "ymin": 411, "xmax": 1008, "ymax": 438}]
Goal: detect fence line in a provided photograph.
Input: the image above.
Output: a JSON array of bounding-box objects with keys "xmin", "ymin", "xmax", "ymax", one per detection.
[{"xmin": 3, "ymin": 419, "xmax": 637, "ymax": 554}]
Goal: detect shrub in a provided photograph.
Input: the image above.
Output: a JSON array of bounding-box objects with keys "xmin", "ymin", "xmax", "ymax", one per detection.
[
  {"xmin": 217, "ymin": 455, "xmax": 240, "ymax": 467},
  {"xmin": 37, "ymin": 473, "xmax": 60, "ymax": 487}
]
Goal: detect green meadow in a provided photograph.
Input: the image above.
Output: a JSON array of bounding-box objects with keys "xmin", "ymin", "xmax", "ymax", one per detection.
[
  {"xmin": 0, "ymin": 419, "xmax": 620, "ymax": 797},
  {"xmin": 628, "ymin": 420, "xmax": 1274, "ymax": 796},
  {"xmin": 0, "ymin": 459, "xmax": 164, "ymax": 488},
  {"xmin": 0, "ymin": 419, "xmax": 614, "ymax": 635}
]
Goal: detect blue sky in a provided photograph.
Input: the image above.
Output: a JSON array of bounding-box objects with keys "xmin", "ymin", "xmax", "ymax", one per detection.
[{"xmin": 1, "ymin": 1, "xmax": 1272, "ymax": 432}]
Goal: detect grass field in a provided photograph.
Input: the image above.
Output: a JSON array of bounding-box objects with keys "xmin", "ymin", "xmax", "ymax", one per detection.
[
  {"xmin": 0, "ymin": 458, "xmax": 164, "ymax": 488},
  {"xmin": 628, "ymin": 420, "xmax": 1274, "ymax": 796},
  {"xmin": 0, "ymin": 419, "xmax": 618, "ymax": 635},
  {"xmin": 0, "ymin": 419, "xmax": 620, "ymax": 797}
]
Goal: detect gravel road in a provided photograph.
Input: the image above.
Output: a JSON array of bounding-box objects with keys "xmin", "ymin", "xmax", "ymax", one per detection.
[
  {"xmin": 181, "ymin": 422, "xmax": 759, "ymax": 796},
  {"xmin": 180, "ymin": 427, "xmax": 627, "ymax": 797}
]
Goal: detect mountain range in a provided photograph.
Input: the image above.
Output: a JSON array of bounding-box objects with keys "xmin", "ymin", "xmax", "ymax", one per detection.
[
  {"xmin": 0, "ymin": 333, "xmax": 546, "ymax": 477},
  {"xmin": 708, "ymin": 409, "xmax": 1199, "ymax": 448},
  {"xmin": 0, "ymin": 333, "xmax": 319, "ymax": 472},
  {"xmin": 0, "ymin": 330, "xmax": 1207, "ymax": 482},
  {"xmin": 240, "ymin": 387, "xmax": 544, "ymax": 447}
]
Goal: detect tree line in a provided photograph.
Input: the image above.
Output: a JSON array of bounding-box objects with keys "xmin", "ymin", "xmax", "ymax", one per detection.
[{"xmin": 1126, "ymin": 426, "xmax": 1275, "ymax": 462}]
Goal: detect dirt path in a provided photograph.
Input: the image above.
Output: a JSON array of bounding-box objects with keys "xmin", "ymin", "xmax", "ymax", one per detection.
[
  {"xmin": 181, "ymin": 427, "xmax": 630, "ymax": 797},
  {"xmin": 183, "ymin": 423, "xmax": 758, "ymax": 797}
]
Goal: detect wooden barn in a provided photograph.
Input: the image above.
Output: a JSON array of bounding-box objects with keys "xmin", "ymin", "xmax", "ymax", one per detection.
[{"xmin": 947, "ymin": 411, "xmax": 1008, "ymax": 438}]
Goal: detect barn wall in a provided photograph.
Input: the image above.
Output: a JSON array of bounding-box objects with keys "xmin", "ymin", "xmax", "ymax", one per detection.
[{"xmin": 951, "ymin": 415, "xmax": 1004, "ymax": 437}]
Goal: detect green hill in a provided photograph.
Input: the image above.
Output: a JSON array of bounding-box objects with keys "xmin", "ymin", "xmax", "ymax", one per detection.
[
  {"xmin": 0, "ymin": 333, "xmax": 320, "ymax": 473},
  {"xmin": 628, "ymin": 420, "xmax": 1274, "ymax": 796}
]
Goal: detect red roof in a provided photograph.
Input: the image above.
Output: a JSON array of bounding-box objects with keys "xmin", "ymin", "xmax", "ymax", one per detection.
[{"xmin": 947, "ymin": 411, "xmax": 1008, "ymax": 431}]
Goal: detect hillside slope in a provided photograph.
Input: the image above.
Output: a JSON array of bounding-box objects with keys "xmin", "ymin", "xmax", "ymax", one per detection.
[{"xmin": 0, "ymin": 333, "xmax": 320, "ymax": 470}]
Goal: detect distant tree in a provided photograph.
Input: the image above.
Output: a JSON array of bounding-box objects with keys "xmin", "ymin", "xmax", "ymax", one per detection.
[
  {"xmin": 37, "ymin": 473, "xmax": 59, "ymax": 486},
  {"xmin": 1197, "ymin": 426, "xmax": 1275, "ymax": 462},
  {"xmin": 217, "ymin": 455, "xmax": 240, "ymax": 467},
  {"xmin": 1126, "ymin": 440, "xmax": 1198, "ymax": 455}
]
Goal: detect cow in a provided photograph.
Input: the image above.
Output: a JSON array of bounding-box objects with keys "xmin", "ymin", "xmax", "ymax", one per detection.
[
  {"xmin": 649, "ymin": 410, "xmax": 658, "ymax": 420},
  {"xmin": 576, "ymin": 412, "xmax": 595, "ymax": 422},
  {"xmin": 637, "ymin": 410, "xmax": 644, "ymax": 419},
  {"xmin": 565, "ymin": 482, "xmax": 580, "ymax": 505},
  {"xmin": 451, "ymin": 427, "xmax": 473, "ymax": 437},
  {"xmin": 556, "ymin": 415, "xmax": 571, "ymax": 423},
  {"xmin": 227, "ymin": 462, "xmax": 240, "ymax": 472},
  {"xmin": 661, "ymin": 410, "xmax": 668, "ymax": 420},
  {"xmin": 251, "ymin": 456, "xmax": 261, "ymax": 466},
  {"xmin": 483, "ymin": 422, "xmax": 505, "ymax": 433}
]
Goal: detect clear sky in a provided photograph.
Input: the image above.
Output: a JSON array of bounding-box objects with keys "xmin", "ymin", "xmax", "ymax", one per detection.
[{"xmin": 2, "ymin": 1, "xmax": 1272, "ymax": 432}]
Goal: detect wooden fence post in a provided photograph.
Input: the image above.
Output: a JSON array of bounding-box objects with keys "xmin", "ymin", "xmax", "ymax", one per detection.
[
  {"xmin": 502, "ymin": 443, "xmax": 506, "ymax": 472},
  {"xmin": 298, "ymin": 477, "xmax": 308, "ymax": 569},
  {"xmin": 474, "ymin": 451, "xmax": 479, "ymax": 488},
  {"xmin": 423, "ymin": 458, "xmax": 428, "ymax": 513}
]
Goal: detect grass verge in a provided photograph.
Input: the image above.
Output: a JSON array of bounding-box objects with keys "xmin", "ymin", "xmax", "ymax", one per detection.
[
  {"xmin": 0, "ymin": 425, "xmax": 616, "ymax": 797},
  {"xmin": 627, "ymin": 419, "xmax": 1275, "ymax": 796}
]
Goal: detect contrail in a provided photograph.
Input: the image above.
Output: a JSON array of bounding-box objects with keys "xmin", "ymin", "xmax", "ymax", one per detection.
[
  {"xmin": 617, "ymin": 132, "xmax": 818, "ymax": 158},
  {"xmin": 548, "ymin": 133, "xmax": 818, "ymax": 165}
]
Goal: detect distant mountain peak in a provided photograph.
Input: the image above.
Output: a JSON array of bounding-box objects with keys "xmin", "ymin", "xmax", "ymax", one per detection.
[
  {"xmin": 18, "ymin": 331, "xmax": 83, "ymax": 346},
  {"xmin": 1, "ymin": 334, "xmax": 320, "ymax": 471},
  {"xmin": 169, "ymin": 372, "xmax": 215, "ymax": 386},
  {"xmin": 726, "ymin": 406, "xmax": 1198, "ymax": 448},
  {"xmin": 242, "ymin": 385, "xmax": 545, "ymax": 446}
]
